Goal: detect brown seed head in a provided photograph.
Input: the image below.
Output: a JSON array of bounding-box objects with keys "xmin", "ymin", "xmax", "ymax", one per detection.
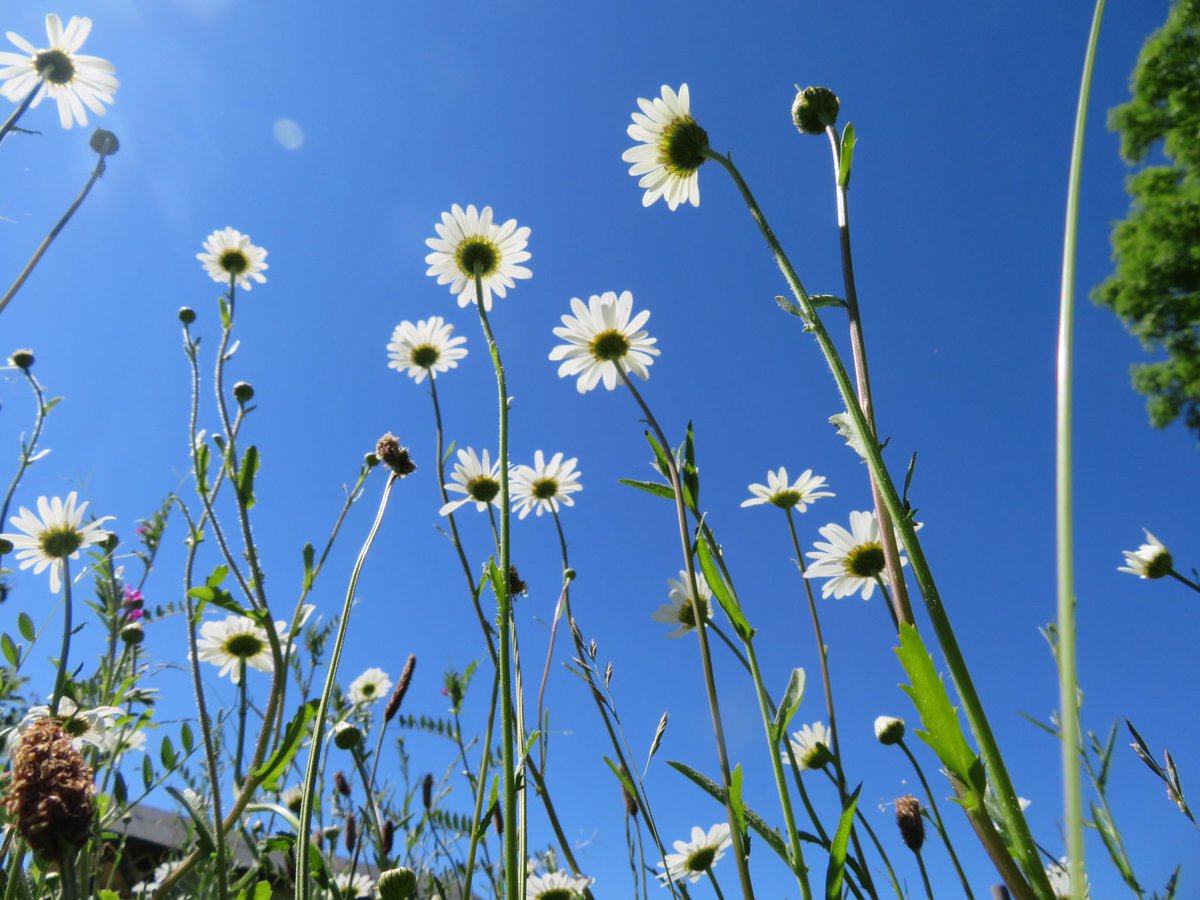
[
  {"xmin": 622, "ymin": 782, "xmax": 639, "ymax": 818},
  {"xmin": 380, "ymin": 819, "xmax": 395, "ymax": 855},
  {"xmin": 4, "ymin": 719, "xmax": 96, "ymax": 859},
  {"xmin": 492, "ymin": 804, "xmax": 503, "ymax": 836},
  {"xmin": 334, "ymin": 771, "xmax": 352, "ymax": 798},
  {"xmin": 384, "ymin": 654, "xmax": 417, "ymax": 724},
  {"xmin": 894, "ymin": 794, "xmax": 925, "ymax": 853},
  {"xmin": 375, "ymin": 434, "xmax": 416, "ymax": 478},
  {"xmin": 345, "ymin": 813, "xmax": 357, "ymax": 853},
  {"xmin": 422, "ymin": 773, "xmax": 434, "ymax": 811},
  {"xmin": 508, "ymin": 565, "xmax": 527, "ymax": 598}
]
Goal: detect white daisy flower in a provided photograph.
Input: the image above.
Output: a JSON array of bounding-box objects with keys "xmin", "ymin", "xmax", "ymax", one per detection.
[
  {"xmin": 804, "ymin": 510, "xmax": 908, "ymax": 601},
  {"xmin": 439, "ymin": 447, "xmax": 504, "ymax": 516},
  {"xmin": 1045, "ymin": 857, "xmax": 1090, "ymax": 900},
  {"xmin": 0, "ymin": 14, "xmax": 118, "ymax": 130},
  {"xmin": 741, "ymin": 467, "xmax": 834, "ymax": 512},
  {"xmin": 386, "ymin": 316, "xmax": 468, "ymax": 383},
  {"xmin": 651, "ymin": 570, "xmax": 713, "ymax": 639},
  {"xmin": 348, "ymin": 667, "xmax": 392, "ymax": 705},
  {"xmin": 622, "ymin": 84, "xmax": 708, "ymax": 211},
  {"xmin": 1, "ymin": 492, "xmax": 112, "ymax": 593},
  {"xmin": 115, "ymin": 727, "xmax": 147, "ymax": 754},
  {"xmin": 132, "ymin": 861, "xmax": 176, "ymax": 897},
  {"xmin": 279, "ymin": 785, "xmax": 304, "ymax": 812},
  {"xmin": 1118, "ymin": 529, "xmax": 1173, "ymax": 580},
  {"xmin": 197, "ymin": 227, "xmax": 268, "ymax": 291},
  {"xmin": 21, "ymin": 696, "xmax": 126, "ymax": 752},
  {"xmin": 424, "ymin": 204, "xmax": 531, "ymax": 311},
  {"xmin": 784, "ymin": 722, "xmax": 834, "ymax": 770},
  {"xmin": 657, "ymin": 823, "xmax": 731, "ymax": 884},
  {"xmin": 510, "ymin": 451, "xmax": 582, "ymax": 519},
  {"xmin": 549, "ymin": 291, "xmax": 660, "ymax": 393},
  {"xmin": 333, "ymin": 871, "xmax": 374, "ymax": 899},
  {"xmin": 194, "ymin": 613, "xmax": 278, "ymax": 684},
  {"xmin": 526, "ymin": 870, "xmax": 594, "ymax": 899}
]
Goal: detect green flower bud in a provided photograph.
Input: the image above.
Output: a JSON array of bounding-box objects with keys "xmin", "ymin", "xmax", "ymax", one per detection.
[
  {"xmin": 232, "ymin": 381, "xmax": 255, "ymax": 404},
  {"xmin": 333, "ymin": 721, "xmax": 363, "ymax": 751},
  {"xmin": 377, "ymin": 867, "xmax": 418, "ymax": 900},
  {"xmin": 364, "ymin": 452, "xmax": 380, "ymax": 469},
  {"xmin": 120, "ymin": 622, "xmax": 144, "ymax": 645},
  {"xmin": 8, "ymin": 349, "xmax": 34, "ymax": 371},
  {"xmin": 0, "ymin": 538, "xmax": 13, "ymax": 554},
  {"xmin": 89, "ymin": 129, "xmax": 120, "ymax": 156},
  {"xmin": 874, "ymin": 716, "xmax": 905, "ymax": 746},
  {"xmin": 178, "ymin": 307, "xmax": 197, "ymax": 325},
  {"xmin": 792, "ymin": 85, "xmax": 840, "ymax": 135}
]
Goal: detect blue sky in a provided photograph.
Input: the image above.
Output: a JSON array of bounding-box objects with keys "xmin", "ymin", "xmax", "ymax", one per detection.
[{"xmin": 2, "ymin": 0, "xmax": 1197, "ymax": 896}]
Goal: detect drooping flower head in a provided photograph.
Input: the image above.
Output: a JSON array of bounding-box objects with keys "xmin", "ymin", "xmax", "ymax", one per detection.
[
  {"xmin": 549, "ymin": 291, "xmax": 660, "ymax": 393},
  {"xmin": 657, "ymin": 823, "xmax": 732, "ymax": 883},
  {"xmin": 804, "ymin": 510, "xmax": 908, "ymax": 601},
  {"xmin": 197, "ymin": 227, "xmax": 268, "ymax": 291},
  {"xmin": 651, "ymin": 570, "xmax": 713, "ymax": 639},
  {"xmin": 510, "ymin": 451, "xmax": 582, "ymax": 519},
  {"xmin": 387, "ymin": 316, "xmax": 467, "ymax": 383},
  {"xmin": 440, "ymin": 448, "xmax": 504, "ymax": 516},
  {"xmin": 0, "ymin": 14, "xmax": 118, "ymax": 129},
  {"xmin": 1117, "ymin": 529, "xmax": 1173, "ymax": 580},
  {"xmin": 424, "ymin": 204, "xmax": 531, "ymax": 311},
  {"xmin": 785, "ymin": 722, "xmax": 834, "ymax": 771},
  {"xmin": 623, "ymin": 84, "xmax": 708, "ymax": 210},
  {"xmin": 1, "ymin": 492, "xmax": 112, "ymax": 593},
  {"xmin": 741, "ymin": 467, "xmax": 834, "ymax": 512},
  {"xmin": 348, "ymin": 667, "xmax": 392, "ymax": 706},
  {"xmin": 526, "ymin": 870, "xmax": 594, "ymax": 900}
]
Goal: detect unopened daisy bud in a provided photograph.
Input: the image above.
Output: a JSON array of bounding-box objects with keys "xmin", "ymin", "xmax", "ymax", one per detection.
[
  {"xmin": 89, "ymin": 129, "xmax": 120, "ymax": 156},
  {"xmin": 384, "ymin": 654, "xmax": 416, "ymax": 724},
  {"xmin": 422, "ymin": 773, "xmax": 434, "ymax": 810},
  {"xmin": 178, "ymin": 307, "xmax": 197, "ymax": 325},
  {"xmin": 8, "ymin": 349, "xmax": 34, "ymax": 371},
  {"xmin": 564, "ymin": 568, "xmax": 576, "ymax": 581},
  {"xmin": 377, "ymin": 867, "xmax": 418, "ymax": 900},
  {"xmin": 792, "ymin": 85, "xmax": 840, "ymax": 135},
  {"xmin": 103, "ymin": 531, "xmax": 120, "ymax": 553},
  {"xmin": 874, "ymin": 716, "xmax": 905, "ymax": 746},
  {"xmin": 0, "ymin": 538, "xmax": 13, "ymax": 554},
  {"xmin": 232, "ymin": 381, "xmax": 255, "ymax": 404},
  {"xmin": 333, "ymin": 721, "xmax": 363, "ymax": 751},
  {"xmin": 380, "ymin": 819, "xmax": 395, "ymax": 855},
  {"xmin": 334, "ymin": 771, "xmax": 352, "ymax": 798},
  {"xmin": 894, "ymin": 794, "xmax": 925, "ymax": 853},
  {"xmin": 345, "ymin": 813, "xmax": 357, "ymax": 852},
  {"xmin": 375, "ymin": 433, "xmax": 416, "ymax": 478},
  {"xmin": 120, "ymin": 621, "xmax": 145, "ymax": 645},
  {"xmin": 364, "ymin": 452, "xmax": 380, "ymax": 469},
  {"xmin": 4, "ymin": 719, "xmax": 96, "ymax": 859}
]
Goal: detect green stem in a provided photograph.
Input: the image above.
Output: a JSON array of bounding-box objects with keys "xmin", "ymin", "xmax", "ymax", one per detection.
[
  {"xmin": 2, "ymin": 842, "xmax": 26, "ymax": 900},
  {"xmin": 617, "ymin": 366, "xmax": 755, "ymax": 899},
  {"xmin": 823, "ymin": 125, "xmax": 914, "ymax": 630},
  {"xmin": 0, "ymin": 150, "xmax": 108, "ymax": 318},
  {"xmin": 59, "ymin": 851, "xmax": 78, "ymax": 900},
  {"xmin": 705, "ymin": 146, "xmax": 1049, "ymax": 898},
  {"xmin": 0, "ymin": 83, "xmax": 39, "ymax": 145},
  {"xmin": 296, "ymin": 473, "xmax": 397, "ymax": 900},
  {"xmin": 914, "ymin": 850, "xmax": 935, "ymax": 900},
  {"xmin": 473, "ymin": 269, "xmax": 520, "ymax": 898},
  {"xmin": 899, "ymin": 739, "xmax": 974, "ymax": 898},
  {"xmin": 49, "ymin": 559, "xmax": 72, "ymax": 716},
  {"xmin": 1058, "ymin": 3, "xmax": 1106, "ymax": 896},
  {"xmin": 0, "ymin": 369, "xmax": 48, "ymax": 573},
  {"xmin": 707, "ymin": 867, "xmax": 728, "ymax": 900},
  {"xmin": 235, "ymin": 661, "xmax": 248, "ymax": 786},
  {"xmin": 463, "ymin": 673, "xmax": 500, "ymax": 900}
]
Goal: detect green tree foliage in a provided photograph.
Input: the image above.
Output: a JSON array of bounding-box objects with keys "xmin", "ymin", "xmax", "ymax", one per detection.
[{"xmin": 1095, "ymin": 0, "xmax": 1200, "ymax": 438}]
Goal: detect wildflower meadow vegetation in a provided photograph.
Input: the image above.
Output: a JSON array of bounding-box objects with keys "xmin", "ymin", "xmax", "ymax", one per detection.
[{"xmin": 1, "ymin": 2, "xmax": 1198, "ymax": 899}]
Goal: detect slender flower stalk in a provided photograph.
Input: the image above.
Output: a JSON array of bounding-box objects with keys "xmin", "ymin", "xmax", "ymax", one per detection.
[
  {"xmin": 821, "ymin": 122, "xmax": 913, "ymax": 629},
  {"xmin": 0, "ymin": 364, "xmax": 49, "ymax": 572},
  {"xmin": 472, "ymin": 268, "xmax": 521, "ymax": 897},
  {"xmin": 1057, "ymin": 2, "xmax": 1106, "ymax": 895},
  {"xmin": 617, "ymin": 366, "xmax": 755, "ymax": 898},
  {"xmin": 50, "ymin": 559, "xmax": 72, "ymax": 716},
  {"xmin": 0, "ymin": 133, "xmax": 117, "ymax": 318},
  {"xmin": 896, "ymin": 738, "xmax": 974, "ymax": 898},
  {"xmin": 296, "ymin": 470, "xmax": 400, "ymax": 899},
  {"xmin": 0, "ymin": 83, "xmax": 39, "ymax": 144},
  {"xmin": 701, "ymin": 143, "xmax": 1050, "ymax": 897}
]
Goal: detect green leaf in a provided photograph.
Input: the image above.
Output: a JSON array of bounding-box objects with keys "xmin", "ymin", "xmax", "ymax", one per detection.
[
  {"xmin": 838, "ymin": 122, "xmax": 856, "ymax": 187},
  {"xmin": 644, "ymin": 430, "xmax": 673, "ymax": 482},
  {"xmin": 682, "ymin": 422, "xmax": 700, "ymax": 512},
  {"xmin": 160, "ymin": 735, "xmax": 176, "ymax": 770},
  {"xmin": 618, "ymin": 478, "xmax": 674, "ymax": 501},
  {"xmin": 250, "ymin": 882, "xmax": 272, "ymax": 900},
  {"xmin": 1091, "ymin": 800, "xmax": 1141, "ymax": 893},
  {"xmin": 142, "ymin": 754, "xmax": 154, "ymax": 791},
  {"xmin": 695, "ymin": 534, "xmax": 754, "ymax": 641},
  {"xmin": 254, "ymin": 699, "xmax": 317, "ymax": 790},
  {"xmin": 167, "ymin": 785, "xmax": 215, "ymax": 855},
  {"xmin": 895, "ymin": 623, "xmax": 985, "ymax": 808},
  {"xmin": 195, "ymin": 442, "xmax": 211, "ymax": 495},
  {"xmin": 301, "ymin": 542, "xmax": 315, "ymax": 591},
  {"xmin": 236, "ymin": 445, "xmax": 260, "ymax": 509},
  {"xmin": 825, "ymin": 783, "xmax": 861, "ymax": 899},
  {"xmin": 17, "ymin": 612, "xmax": 34, "ymax": 641},
  {"xmin": 772, "ymin": 668, "xmax": 806, "ymax": 744},
  {"xmin": 729, "ymin": 763, "xmax": 748, "ymax": 853},
  {"xmin": 98, "ymin": 891, "xmax": 120, "ymax": 900},
  {"xmin": 113, "ymin": 772, "xmax": 127, "ymax": 808},
  {"xmin": 603, "ymin": 757, "xmax": 639, "ymax": 810},
  {"xmin": 181, "ymin": 722, "xmax": 195, "ymax": 754},
  {"xmin": 1, "ymin": 633, "xmax": 19, "ymax": 667}
]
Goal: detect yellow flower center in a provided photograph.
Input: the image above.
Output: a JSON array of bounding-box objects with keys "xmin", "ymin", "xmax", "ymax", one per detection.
[
  {"xmin": 220, "ymin": 250, "xmax": 249, "ymax": 275},
  {"xmin": 589, "ymin": 329, "xmax": 630, "ymax": 362},
  {"xmin": 532, "ymin": 478, "xmax": 558, "ymax": 500},
  {"xmin": 35, "ymin": 49, "xmax": 74, "ymax": 85},
  {"xmin": 685, "ymin": 845, "xmax": 718, "ymax": 873},
  {"xmin": 456, "ymin": 237, "xmax": 499, "ymax": 279},
  {"xmin": 466, "ymin": 476, "xmax": 500, "ymax": 504},
  {"xmin": 843, "ymin": 542, "xmax": 885, "ymax": 579},
  {"xmin": 39, "ymin": 524, "xmax": 83, "ymax": 560},
  {"xmin": 411, "ymin": 344, "xmax": 440, "ymax": 368},
  {"xmin": 224, "ymin": 633, "xmax": 264, "ymax": 659},
  {"xmin": 770, "ymin": 489, "xmax": 802, "ymax": 509}
]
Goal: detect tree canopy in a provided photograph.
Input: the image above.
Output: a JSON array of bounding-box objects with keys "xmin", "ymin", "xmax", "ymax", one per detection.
[{"xmin": 1095, "ymin": 0, "xmax": 1200, "ymax": 439}]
